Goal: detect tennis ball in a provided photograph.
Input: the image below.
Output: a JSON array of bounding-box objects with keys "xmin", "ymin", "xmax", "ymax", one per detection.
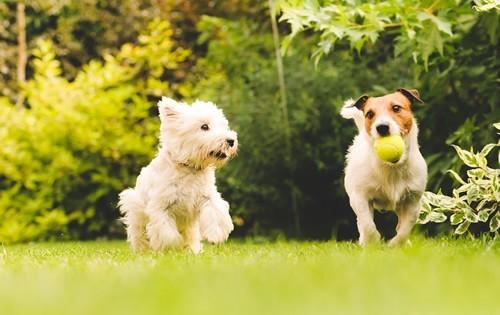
[{"xmin": 374, "ymin": 135, "xmax": 404, "ymax": 163}]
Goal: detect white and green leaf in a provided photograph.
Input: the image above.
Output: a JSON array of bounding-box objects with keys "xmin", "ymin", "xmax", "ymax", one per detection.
[{"xmin": 455, "ymin": 221, "xmax": 471, "ymax": 234}]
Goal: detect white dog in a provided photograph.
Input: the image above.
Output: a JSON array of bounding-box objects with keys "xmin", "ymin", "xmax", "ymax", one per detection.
[
  {"xmin": 341, "ymin": 88, "xmax": 427, "ymax": 247},
  {"xmin": 118, "ymin": 97, "xmax": 238, "ymax": 253}
]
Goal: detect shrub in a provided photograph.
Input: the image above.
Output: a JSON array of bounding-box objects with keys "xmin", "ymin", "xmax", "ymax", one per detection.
[
  {"xmin": 0, "ymin": 19, "xmax": 189, "ymax": 244},
  {"xmin": 418, "ymin": 123, "xmax": 499, "ymax": 235}
]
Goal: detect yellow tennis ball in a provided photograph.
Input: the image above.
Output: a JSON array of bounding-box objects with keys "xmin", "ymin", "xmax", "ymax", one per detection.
[{"xmin": 374, "ymin": 135, "xmax": 405, "ymax": 163}]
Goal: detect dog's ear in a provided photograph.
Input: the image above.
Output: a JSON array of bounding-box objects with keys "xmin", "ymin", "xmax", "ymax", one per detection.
[
  {"xmin": 352, "ymin": 95, "xmax": 369, "ymax": 110},
  {"xmin": 397, "ymin": 88, "xmax": 423, "ymax": 103},
  {"xmin": 158, "ymin": 97, "xmax": 183, "ymax": 119}
]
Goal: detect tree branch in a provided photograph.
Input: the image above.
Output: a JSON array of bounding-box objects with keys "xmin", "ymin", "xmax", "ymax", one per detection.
[{"xmin": 16, "ymin": 1, "xmax": 27, "ymax": 108}]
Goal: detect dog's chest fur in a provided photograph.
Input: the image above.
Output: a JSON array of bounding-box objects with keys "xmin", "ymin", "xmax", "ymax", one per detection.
[
  {"xmin": 137, "ymin": 156, "xmax": 215, "ymax": 220},
  {"xmin": 166, "ymin": 169, "xmax": 212, "ymax": 218},
  {"xmin": 365, "ymin": 163, "xmax": 414, "ymax": 210},
  {"xmin": 345, "ymin": 132, "xmax": 426, "ymax": 211}
]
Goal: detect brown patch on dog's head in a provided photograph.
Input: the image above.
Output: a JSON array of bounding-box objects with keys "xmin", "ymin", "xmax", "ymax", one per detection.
[{"xmin": 354, "ymin": 89, "xmax": 422, "ymax": 137}]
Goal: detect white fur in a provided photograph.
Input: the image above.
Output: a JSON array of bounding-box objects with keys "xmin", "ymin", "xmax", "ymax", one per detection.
[
  {"xmin": 341, "ymin": 100, "xmax": 427, "ymax": 247},
  {"xmin": 119, "ymin": 97, "xmax": 238, "ymax": 253}
]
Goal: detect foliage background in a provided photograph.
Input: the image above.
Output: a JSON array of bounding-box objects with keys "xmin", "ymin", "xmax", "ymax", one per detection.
[{"xmin": 0, "ymin": 0, "xmax": 498, "ymax": 243}]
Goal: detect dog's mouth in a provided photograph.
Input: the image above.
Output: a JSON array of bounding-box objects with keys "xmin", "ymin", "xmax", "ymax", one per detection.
[{"xmin": 210, "ymin": 151, "xmax": 228, "ymax": 160}]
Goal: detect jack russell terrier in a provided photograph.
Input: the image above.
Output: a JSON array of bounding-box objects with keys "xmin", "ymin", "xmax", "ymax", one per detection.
[{"xmin": 341, "ymin": 88, "xmax": 427, "ymax": 247}]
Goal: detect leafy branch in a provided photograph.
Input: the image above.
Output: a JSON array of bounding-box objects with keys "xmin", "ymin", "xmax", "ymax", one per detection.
[
  {"xmin": 418, "ymin": 123, "xmax": 500, "ymax": 235},
  {"xmin": 277, "ymin": 0, "xmax": 493, "ymax": 68}
]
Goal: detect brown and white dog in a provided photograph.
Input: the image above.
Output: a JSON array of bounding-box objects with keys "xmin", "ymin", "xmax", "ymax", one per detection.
[{"xmin": 341, "ymin": 89, "xmax": 427, "ymax": 247}]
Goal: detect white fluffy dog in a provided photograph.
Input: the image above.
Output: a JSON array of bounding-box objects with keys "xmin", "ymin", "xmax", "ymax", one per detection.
[
  {"xmin": 341, "ymin": 89, "xmax": 427, "ymax": 247},
  {"xmin": 118, "ymin": 97, "xmax": 238, "ymax": 253}
]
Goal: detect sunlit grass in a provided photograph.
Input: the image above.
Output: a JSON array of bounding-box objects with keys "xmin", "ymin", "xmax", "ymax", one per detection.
[{"xmin": 0, "ymin": 238, "xmax": 498, "ymax": 315}]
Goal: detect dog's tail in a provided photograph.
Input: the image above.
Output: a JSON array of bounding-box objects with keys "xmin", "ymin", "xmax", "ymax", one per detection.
[
  {"xmin": 118, "ymin": 188, "xmax": 145, "ymax": 216},
  {"xmin": 340, "ymin": 99, "xmax": 364, "ymax": 131},
  {"xmin": 118, "ymin": 188, "xmax": 149, "ymax": 252}
]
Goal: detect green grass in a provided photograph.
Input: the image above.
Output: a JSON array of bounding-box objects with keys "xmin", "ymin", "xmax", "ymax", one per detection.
[{"xmin": 0, "ymin": 238, "xmax": 498, "ymax": 315}]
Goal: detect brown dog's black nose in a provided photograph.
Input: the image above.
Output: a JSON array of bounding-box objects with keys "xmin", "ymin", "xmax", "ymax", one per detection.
[
  {"xmin": 376, "ymin": 124, "xmax": 390, "ymax": 136},
  {"xmin": 226, "ymin": 139, "xmax": 235, "ymax": 147}
]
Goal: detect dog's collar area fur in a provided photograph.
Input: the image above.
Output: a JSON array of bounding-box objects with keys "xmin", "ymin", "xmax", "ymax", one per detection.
[
  {"xmin": 163, "ymin": 151, "xmax": 204, "ymax": 172},
  {"xmin": 178, "ymin": 162, "xmax": 204, "ymax": 172}
]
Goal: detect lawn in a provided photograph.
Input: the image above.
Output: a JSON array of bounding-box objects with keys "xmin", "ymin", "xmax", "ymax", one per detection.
[{"xmin": 0, "ymin": 238, "xmax": 498, "ymax": 315}]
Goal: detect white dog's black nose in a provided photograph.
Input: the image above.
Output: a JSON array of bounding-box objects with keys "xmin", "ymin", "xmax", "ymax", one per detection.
[
  {"xmin": 226, "ymin": 139, "xmax": 235, "ymax": 147},
  {"xmin": 376, "ymin": 124, "xmax": 390, "ymax": 136}
]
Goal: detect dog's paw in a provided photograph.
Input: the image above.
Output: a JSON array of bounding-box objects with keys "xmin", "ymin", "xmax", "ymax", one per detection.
[
  {"xmin": 388, "ymin": 236, "xmax": 411, "ymax": 248},
  {"xmin": 359, "ymin": 229, "xmax": 381, "ymax": 247},
  {"xmin": 187, "ymin": 241, "xmax": 203, "ymax": 254},
  {"xmin": 200, "ymin": 199, "xmax": 234, "ymax": 244},
  {"xmin": 130, "ymin": 236, "xmax": 150, "ymax": 253},
  {"xmin": 146, "ymin": 222, "xmax": 183, "ymax": 251},
  {"xmin": 203, "ymin": 228, "xmax": 231, "ymax": 244},
  {"xmin": 201, "ymin": 220, "xmax": 233, "ymax": 244},
  {"xmin": 200, "ymin": 212, "xmax": 234, "ymax": 244}
]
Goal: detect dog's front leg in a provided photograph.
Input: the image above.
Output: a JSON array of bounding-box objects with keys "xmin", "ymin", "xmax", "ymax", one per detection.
[
  {"xmin": 145, "ymin": 200, "xmax": 183, "ymax": 251},
  {"xmin": 199, "ymin": 192, "xmax": 234, "ymax": 244},
  {"xmin": 389, "ymin": 198, "xmax": 421, "ymax": 247},
  {"xmin": 182, "ymin": 220, "xmax": 203, "ymax": 254},
  {"xmin": 349, "ymin": 193, "xmax": 381, "ymax": 246}
]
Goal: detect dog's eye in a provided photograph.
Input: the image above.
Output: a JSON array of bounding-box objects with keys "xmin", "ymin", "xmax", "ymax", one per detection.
[
  {"xmin": 392, "ymin": 105, "xmax": 402, "ymax": 113},
  {"xmin": 201, "ymin": 124, "xmax": 209, "ymax": 131},
  {"xmin": 366, "ymin": 111, "xmax": 375, "ymax": 119}
]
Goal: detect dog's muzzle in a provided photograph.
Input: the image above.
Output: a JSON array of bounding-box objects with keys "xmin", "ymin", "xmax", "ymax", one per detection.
[
  {"xmin": 376, "ymin": 124, "xmax": 390, "ymax": 136},
  {"xmin": 210, "ymin": 151, "xmax": 228, "ymax": 160}
]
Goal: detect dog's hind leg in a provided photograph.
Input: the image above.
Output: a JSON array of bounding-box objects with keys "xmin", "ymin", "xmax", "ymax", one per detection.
[
  {"xmin": 349, "ymin": 193, "xmax": 381, "ymax": 247},
  {"xmin": 124, "ymin": 211, "xmax": 149, "ymax": 252},
  {"xmin": 119, "ymin": 188, "xmax": 149, "ymax": 252},
  {"xmin": 389, "ymin": 198, "xmax": 421, "ymax": 247}
]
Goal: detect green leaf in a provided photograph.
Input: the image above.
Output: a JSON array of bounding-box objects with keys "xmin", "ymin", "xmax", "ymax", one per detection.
[
  {"xmin": 455, "ymin": 183, "xmax": 472, "ymax": 194},
  {"xmin": 467, "ymin": 168, "xmax": 485, "ymax": 180},
  {"xmin": 417, "ymin": 12, "xmax": 453, "ymax": 36},
  {"xmin": 492, "ymin": 174, "xmax": 500, "ymax": 195},
  {"xmin": 480, "ymin": 143, "xmax": 497, "ymax": 158},
  {"xmin": 455, "ymin": 221, "xmax": 471, "ymax": 235},
  {"xmin": 450, "ymin": 212, "xmax": 465, "ymax": 225},
  {"xmin": 489, "ymin": 212, "xmax": 499, "ymax": 232},
  {"xmin": 420, "ymin": 23, "xmax": 443, "ymax": 68},
  {"xmin": 423, "ymin": 191, "xmax": 444, "ymax": 206},
  {"xmin": 476, "ymin": 199, "xmax": 489, "ymax": 211},
  {"xmin": 428, "ymin": 211, "xmax": 448, "ymax": 223},
  {"xmin": 432, "ymin": 15, "xmax": 453, "ymax": 36},
  {"xmin": 477, "ymin": 209, "xmax": 490, "ymax": 222},
  {"xmin": 447, "ymin": 169, "xmax": 466, "ymax": 185},
  {"xmin": 466, "ymin": 186, "xmax": 480, "ymax": 203},
  {"xmin": 452, "ymin": 145, "xmax": 478, "ymax": 167},
  {"xmin": 417, "ymin": 210, "xmax": 430, "ymax": 224},
  {"xmin": 465, "ymin": 210, "xmax": 479, "ymax": 223},
  {"xmin": 422, "ymin": 201, "xmax": 432, "ymax": 212},
  {"xmin": 328, "ymin": 25, "xmax": 346, "ymax": 38}
]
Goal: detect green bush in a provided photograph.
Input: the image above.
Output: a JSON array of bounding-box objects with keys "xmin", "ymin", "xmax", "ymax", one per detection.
[
  {"xmin": 418, "ymin": 123, "xmax": 499, "ymax": 235},
  {"xmin": 0, "ymin": 19, "xmax": 189, "ymax": 244}
]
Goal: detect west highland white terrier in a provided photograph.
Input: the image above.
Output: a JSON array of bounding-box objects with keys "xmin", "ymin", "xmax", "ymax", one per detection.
[{"xmin": 118, "ymin": 97, "xmax": 238, "ymax": 253}]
